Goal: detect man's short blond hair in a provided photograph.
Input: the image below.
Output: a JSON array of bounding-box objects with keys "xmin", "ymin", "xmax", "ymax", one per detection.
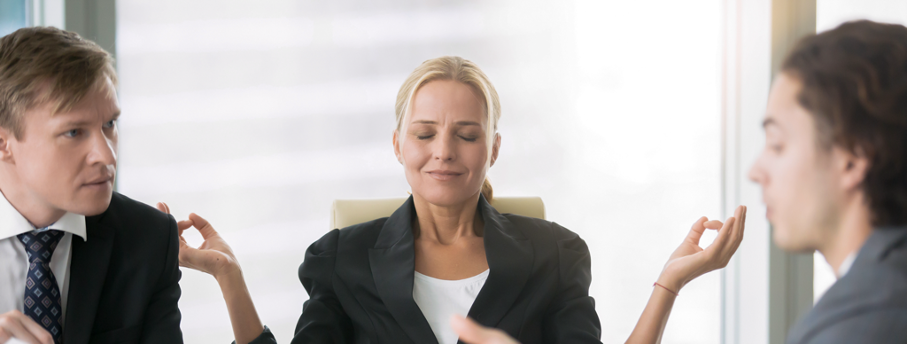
[{"xmin": 0, "ymin": 26, "xmax": 117, "ymax": 139}]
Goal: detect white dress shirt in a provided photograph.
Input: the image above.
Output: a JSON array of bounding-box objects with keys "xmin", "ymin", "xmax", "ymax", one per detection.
[
  {"xmin": 413, "ymin": 269, "xmax": 489, "ymax": 344},
  {"xmin": 0, "ymin": 193, "xmax": 86, "ymax": 327}
]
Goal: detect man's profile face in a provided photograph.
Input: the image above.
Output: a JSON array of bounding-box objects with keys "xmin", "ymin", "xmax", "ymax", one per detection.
[
  {"xmin": 748, "ymin": 73, "xmax": 842, "ymax": 252},
  {"xmin": 6, "ymin": 77, "xmax": 119, "ymax": 217}
]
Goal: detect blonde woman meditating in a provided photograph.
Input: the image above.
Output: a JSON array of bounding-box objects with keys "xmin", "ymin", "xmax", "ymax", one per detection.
[{"xmin": 159, "ymin": 56, "xmax": 746, "ymax": 344}]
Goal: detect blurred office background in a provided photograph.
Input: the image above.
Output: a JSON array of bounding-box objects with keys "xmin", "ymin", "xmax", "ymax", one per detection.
[{"xmin": 0, "ymin": 0, "xmax": 904, "ymax": 343}]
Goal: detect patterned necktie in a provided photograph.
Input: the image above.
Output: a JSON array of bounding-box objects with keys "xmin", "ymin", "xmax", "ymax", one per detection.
[{"xmin": 17, "ymin": 229, "xmax": 64, "ymax": 344}]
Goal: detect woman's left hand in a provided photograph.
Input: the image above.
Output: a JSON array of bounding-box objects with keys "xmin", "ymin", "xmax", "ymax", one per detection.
[
  {"xmin": 656, "ymin": 205, "xmax": 747, "ymax": 294},
  {"xmin": 451, "ymin": 316, "xmax": 519, "ymax": 344}
]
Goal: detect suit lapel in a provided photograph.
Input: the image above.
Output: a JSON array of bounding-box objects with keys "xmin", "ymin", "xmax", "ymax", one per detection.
[
  {"xmin": 466, "ymin": 195, "xmax": 534, "ymax": 329},
  {"xmin": 64, "ymin": 210, "xmax": 116, "ymax": 344},
  {"xmin": 369, "ymin": 196, "xmax": 438, "ymax": 344}
]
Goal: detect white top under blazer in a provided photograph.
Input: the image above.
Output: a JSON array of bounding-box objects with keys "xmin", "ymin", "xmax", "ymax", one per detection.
[{"xmin": 413, "ymin": 269, "xmax": 490, "ymax": 344}]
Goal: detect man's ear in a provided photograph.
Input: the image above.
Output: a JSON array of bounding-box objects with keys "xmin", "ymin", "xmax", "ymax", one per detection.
[
  {"xmin": 392, "ymin": 130, "xmax": 402, "ymax": 164},
  {"xmin": 0, "ymin": 126, "xmax": 14, "ymax": 163},
  {"xmin": 834, "ymin": 146, "xmax": 869, "ymax": 191},
  {"xmin": 490, "ymin": 133, "xmax": 501, "ymax": 167}
]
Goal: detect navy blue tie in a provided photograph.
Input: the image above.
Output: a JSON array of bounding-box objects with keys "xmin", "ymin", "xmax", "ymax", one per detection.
[{"xmin": 17, "ymin": 229, "xmax": 64, "ymax": 343}]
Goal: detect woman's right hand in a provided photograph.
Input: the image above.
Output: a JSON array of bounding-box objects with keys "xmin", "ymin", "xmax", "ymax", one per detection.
[
  {"xmin": 156, "ymin": 202, "xmax": 242, "ymax": 280},
  {"xmin": 157, "ymin": 202, "xmax": 266, "ymax": 344}
]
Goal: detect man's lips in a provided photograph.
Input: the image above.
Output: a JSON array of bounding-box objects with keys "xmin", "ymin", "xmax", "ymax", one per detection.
[
  {"xmin": 426, "ymin": 170, "xmax": 464, "ymax": 181},
  {"xmin": 84, "ymin": 176, "xmax": 113, "ymax": 186}
]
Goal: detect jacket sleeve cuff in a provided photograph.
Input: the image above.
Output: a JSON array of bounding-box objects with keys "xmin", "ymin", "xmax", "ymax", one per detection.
[{"xmin": 232, "ymin": 325, "xmax": 276, "ymax": 344}]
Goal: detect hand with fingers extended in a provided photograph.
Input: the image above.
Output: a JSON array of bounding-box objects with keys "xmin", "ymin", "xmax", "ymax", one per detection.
[
  {"xmin": 451, "ymin": 316, "xmax": 519, "ymax": 344},
  {"xmin": 656, "ymin": 205, "xmax": 747, "ymax": 294},
  {"xmin": 0, "ymin": 310, "xmax": 54, "ymax": 344},
  {"xmin": 155, "ymin": 202, "xmax": 241, "ymax": 280}
]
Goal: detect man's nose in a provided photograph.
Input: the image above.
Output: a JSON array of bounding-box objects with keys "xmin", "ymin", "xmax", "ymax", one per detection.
[
  {"xmin": 87, "ymin": 129, "xmax": 117, "ymax": 166},
  {"xmin": 747, "ymin": 156, "xmax": 763, "ymax": 184}
]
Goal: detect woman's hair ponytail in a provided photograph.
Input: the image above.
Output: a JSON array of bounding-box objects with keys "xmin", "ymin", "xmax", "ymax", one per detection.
[{"xmin": 481, "ymin": 177, "xmax": 493, "ymax": 201}]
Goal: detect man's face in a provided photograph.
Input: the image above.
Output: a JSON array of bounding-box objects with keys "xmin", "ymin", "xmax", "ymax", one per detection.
[
  {"xmin": 748, "ymin": 73, "xmax": 843, "ymax": 252},
  {"xmin": 5, "ymin": 78, "xmax": 119, "ymax": 217}
]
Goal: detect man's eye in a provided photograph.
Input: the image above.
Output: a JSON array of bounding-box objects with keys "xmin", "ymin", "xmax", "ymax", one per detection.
[
  {"xmin": 103, "ymin": 119, "xmax": 116, "ymax": 128},
  {"xmin": 64, "ymin": 129, "xmax": 81, "ymax": 138}
]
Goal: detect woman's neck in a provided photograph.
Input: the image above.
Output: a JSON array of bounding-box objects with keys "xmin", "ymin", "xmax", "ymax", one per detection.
[{"xmin": 412, "ymin": 192, "xmax": 483, "ymax": 245}]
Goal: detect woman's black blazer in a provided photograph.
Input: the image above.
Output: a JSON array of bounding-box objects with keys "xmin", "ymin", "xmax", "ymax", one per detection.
[{"xmin": 288, "ymin": 195, "xmax": 601, "ymax": 344}]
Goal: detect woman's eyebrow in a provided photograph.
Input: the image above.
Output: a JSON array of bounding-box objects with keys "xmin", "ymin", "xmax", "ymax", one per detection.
[{"xmin": 409, "ymin": 120, "xmax": 481, "ymax": 126}]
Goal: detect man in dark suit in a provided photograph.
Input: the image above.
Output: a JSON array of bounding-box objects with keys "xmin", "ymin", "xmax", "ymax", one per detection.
[
  {"xmin": 748, "ymin": 20, "xmax": 906, "ymax": 344},
  {"xmin": 0, "ymin": 27, "xmax": 185, "ymax": 344}
]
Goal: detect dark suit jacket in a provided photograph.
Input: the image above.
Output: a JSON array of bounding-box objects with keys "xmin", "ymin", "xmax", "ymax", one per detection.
[
  {"xmin": 64, "ymin": 192, "xmax": 183, "ymax": 344},
  {"xmin": 283, "ymin": 195, "xmax": 601, "ymax": 344},
  {"xmin": 786, "ymin": 227, "xmax": 906, "ymax": 344}
]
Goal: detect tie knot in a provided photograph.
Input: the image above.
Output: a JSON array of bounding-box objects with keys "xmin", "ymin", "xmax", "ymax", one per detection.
[{"xmin": 17, "ymin": 229, "xmax": 64, "ymax": 263}]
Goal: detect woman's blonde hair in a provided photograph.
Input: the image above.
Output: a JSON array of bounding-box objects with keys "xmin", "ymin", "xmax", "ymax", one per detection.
[{"xmin": 394, "ymin": 56, "xmax": 501, "ymax": 201}]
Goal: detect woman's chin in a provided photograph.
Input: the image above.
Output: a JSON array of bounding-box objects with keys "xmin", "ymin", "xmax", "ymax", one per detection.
[{"xmin": 414, "ymin": 189, "xmax": 479, "ymax": 207}]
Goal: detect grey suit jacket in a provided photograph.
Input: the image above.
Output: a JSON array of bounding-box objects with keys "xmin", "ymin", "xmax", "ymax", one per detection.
[{"xmin": 786, "ymin": 227, "xmax": 906, "ymax": 344}]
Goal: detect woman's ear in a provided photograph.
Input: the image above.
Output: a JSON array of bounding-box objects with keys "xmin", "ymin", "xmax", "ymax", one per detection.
[
  {"xmin": 490, "ymin": 133, "xmax": 501, "ymax": 167},
  {"xmin": 392, "ymin": 130, "xmax": 402, "ymax": 164}
]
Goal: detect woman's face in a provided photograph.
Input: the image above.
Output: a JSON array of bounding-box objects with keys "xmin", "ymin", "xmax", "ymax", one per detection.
[{"xmin": 394, "ymin": 79, "xmax": 500, "ymax": 207}]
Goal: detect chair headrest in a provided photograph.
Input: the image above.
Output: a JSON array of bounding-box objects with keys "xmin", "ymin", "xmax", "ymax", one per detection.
[{"xmin": 330, "ymin": 197, "xmax": 546, "ymax": 229}]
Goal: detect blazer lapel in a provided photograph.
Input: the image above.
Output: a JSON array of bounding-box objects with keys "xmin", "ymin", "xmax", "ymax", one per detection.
[
  {"xmin": 466, "ymin": 195, "xmax": 534, "ymax": 329},
  {"xmin": 368, "ymin": 196, "xmax": 438, "ymax": 344},
  {"xmin": 64, "ymin": 211, "xmax": 116, "ymax": 344}
]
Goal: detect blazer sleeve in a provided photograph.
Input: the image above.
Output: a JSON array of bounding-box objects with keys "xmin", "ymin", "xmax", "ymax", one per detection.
[
  {"xmin": 541, "ymin": 223, "xmax": 602, "ymax": 343},
  {"xmin": 290, "ymin": 230, "xmax": 354, "ymax": 344},
  {"xmin": 138, "ymin": 215, "xmax": 184, "ymax": 344},
  {"xmin": 240, "ymin": 326, "xmax": 277, "ymax": 344}
]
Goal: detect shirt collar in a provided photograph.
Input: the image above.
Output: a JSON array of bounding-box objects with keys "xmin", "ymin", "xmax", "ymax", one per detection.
[
  {"xmin": 836, "ymin": 250, "xmax": 857, "ymax": 278},
  {"xmin": 0, "ymin": 191, "xmax": 87, "ymax": 241}
]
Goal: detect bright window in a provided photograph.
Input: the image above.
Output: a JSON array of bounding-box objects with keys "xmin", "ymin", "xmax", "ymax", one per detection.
[{"xmin": 116, "ymin": 1, "xmax": 723, "ymax": 343}]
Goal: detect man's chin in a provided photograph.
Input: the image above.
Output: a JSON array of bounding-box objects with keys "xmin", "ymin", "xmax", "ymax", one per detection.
[
  {"xmin": 67, "ymin": 195, "xmax": 113, "ymax": 216},
  {"xmin": 772, "ymin": 227, "xmax": 816, "ymax": 253}
]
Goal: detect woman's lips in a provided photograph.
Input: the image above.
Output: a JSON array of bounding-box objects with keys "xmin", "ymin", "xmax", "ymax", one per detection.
[{"xmin": 426, "ymin": 170, "xmax": 463, "ymax": 181}]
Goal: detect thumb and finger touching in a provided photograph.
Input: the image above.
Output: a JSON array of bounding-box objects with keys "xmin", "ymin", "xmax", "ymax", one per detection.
[
  {"xmin": 188, "ymin": 213, "xmax": 219, "ymax": 240},
  {"xmin": 684, "ymin": 217, "xmax": 709, "ymax": 245}
]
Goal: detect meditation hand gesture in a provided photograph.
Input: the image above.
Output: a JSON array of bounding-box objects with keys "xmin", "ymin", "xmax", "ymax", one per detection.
[
  {"xmin": 156, "ymin": 202, "xmax": 264, "ymax": 344},
  {"xmin": 657, "ymin": 205, "xmax": 747, "ymax": 295},
  {"xmin": 155, "ymin": 203, "xmax": 240, "ymax": 280}
]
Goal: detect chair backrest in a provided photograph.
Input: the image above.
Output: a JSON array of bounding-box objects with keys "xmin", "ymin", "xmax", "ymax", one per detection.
[{"xmin": 330, "ymin": 197, "xmax": 546, "ymax": 229}]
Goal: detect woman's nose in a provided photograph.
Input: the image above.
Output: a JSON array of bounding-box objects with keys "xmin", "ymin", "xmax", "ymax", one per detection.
[{"xmin": 433, "ymin": 133, "xmax": 456, "ymax": 161}]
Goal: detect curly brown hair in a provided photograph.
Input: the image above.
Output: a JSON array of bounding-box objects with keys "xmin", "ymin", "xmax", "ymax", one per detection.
[
  {"xmin": 0, "ymin": 26, "xmax": 116, "ymax": 139},
  {"xmin": 782, "ymin": 20, "xmax": 906, "ymax": 227}
]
